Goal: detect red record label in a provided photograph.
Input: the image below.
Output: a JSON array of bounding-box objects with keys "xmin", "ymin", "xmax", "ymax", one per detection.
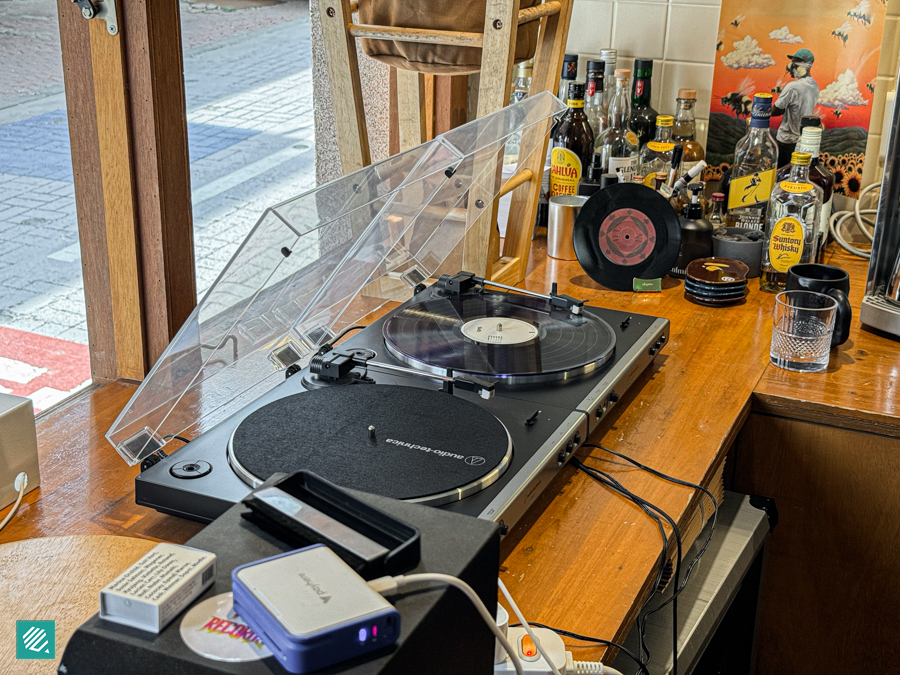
[{"xmin": 597, "ymin": 208, "xmax": 657, "ymax": 266}]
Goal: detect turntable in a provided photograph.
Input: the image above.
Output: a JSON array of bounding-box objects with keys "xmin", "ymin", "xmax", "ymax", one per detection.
[{"xmin": 105, "ymin": 94, "xmax": 669, "ymax": 531}]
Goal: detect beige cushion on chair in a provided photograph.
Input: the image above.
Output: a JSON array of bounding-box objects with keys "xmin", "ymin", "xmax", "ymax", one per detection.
[{"xmin": 358, "ymin": 0, "xmax": 541, "ymax": 75}]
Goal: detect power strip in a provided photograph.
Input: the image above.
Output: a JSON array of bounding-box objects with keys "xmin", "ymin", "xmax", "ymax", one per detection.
[{"xmin": 493, "ymin": 627, "xmax": 617, "ymax": 675}]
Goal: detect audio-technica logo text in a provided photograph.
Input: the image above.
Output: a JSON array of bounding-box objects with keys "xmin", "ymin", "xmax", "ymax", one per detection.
[
  {"xmin": 297, "ymin": 571, "xmax": 332, "ymax": 604},
  {"xmin": 386, "ymin": 438, "xmax": 484, "ymax": 466}
]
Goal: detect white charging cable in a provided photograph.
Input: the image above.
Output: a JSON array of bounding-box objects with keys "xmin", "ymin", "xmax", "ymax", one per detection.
[
  {"xmin": 829, "ymin": 182, "xmax": 879, "ymax": 259},
  {"xmin": 0, "ymin": 472, "xmax": 28, "ymax": 533},
  {"xmin": 369, "ymin": 573, "xmax": 525, "ymax": 675}
]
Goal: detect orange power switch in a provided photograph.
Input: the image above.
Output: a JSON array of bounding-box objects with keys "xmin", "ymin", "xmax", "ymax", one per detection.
[{"xmin": 521, "ymin": 634, "xmax": 538, "ymax": 659}]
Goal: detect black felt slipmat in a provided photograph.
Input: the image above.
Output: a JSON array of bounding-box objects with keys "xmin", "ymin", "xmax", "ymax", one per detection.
[
  {"xmin": 230, "ymin": 385, "xmax": 511, "ymax": 501},
  {"xmin": 573, "ymin": 183, "xmax": 682, "ymax": 291}
]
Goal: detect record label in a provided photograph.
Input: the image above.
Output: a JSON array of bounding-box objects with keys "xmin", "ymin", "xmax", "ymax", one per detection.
[
  {"xmin": 598, "ymin": 208, "xmax": 657, "ymax": 266},
  {"xmin": 180, "ymin": 592, "xmax": 272, "ymax": 663},
  {"xmin": 460, "ymin": 317, "xmax": 539, "ymax": 345}
]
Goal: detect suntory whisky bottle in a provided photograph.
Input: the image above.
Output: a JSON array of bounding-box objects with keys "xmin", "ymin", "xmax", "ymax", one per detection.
[{"xmin": 760, "ymin": 152, "xmax": 823, "ymax": 292}]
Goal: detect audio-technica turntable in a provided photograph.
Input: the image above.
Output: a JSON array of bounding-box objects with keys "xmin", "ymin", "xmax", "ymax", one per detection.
[{"xmin": 105, "ymin": 95, "xmax": 668, "ymax": 532}]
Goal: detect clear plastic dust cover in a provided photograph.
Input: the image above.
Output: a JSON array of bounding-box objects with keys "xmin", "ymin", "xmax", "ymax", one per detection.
[{"xmin": 106, "ymin": 92, "xmax": 564, "ymax": 465}]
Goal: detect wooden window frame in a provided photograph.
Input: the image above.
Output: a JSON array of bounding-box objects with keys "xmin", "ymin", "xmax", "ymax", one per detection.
[{"xmin": 57, "ymin": 0, "xmax": 196, "ymax": 382}]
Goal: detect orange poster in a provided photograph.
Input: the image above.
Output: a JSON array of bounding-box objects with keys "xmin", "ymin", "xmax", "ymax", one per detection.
[{"xmin": 706, "ymin": 0, "xmax": 887, "ymax": 196}]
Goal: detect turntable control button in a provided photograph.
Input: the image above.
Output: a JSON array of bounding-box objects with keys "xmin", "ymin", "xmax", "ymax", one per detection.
[
  {"xmin": 649, "ymin": 348, "xmax": 657, "ymax": 356},
  {"xmin": 609, "ymin": 392, "xmax": 620, "ymax": 403}
]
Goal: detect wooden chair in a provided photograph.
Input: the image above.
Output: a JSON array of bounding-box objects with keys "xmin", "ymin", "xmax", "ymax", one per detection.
[{"xmin": 319, "ymin": 0, "xmax": 573, "ymax": 285}]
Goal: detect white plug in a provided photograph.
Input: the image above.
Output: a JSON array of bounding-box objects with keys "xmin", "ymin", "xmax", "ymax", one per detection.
[{"xmin": 13, "ymin": 472, "xmax": 27, "ymax": 492}]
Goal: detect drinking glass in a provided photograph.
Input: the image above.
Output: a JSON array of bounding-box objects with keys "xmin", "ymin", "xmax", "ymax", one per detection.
[{"xmin": 770, "ymin": 290, "xmax": 837, "ymax": 372}]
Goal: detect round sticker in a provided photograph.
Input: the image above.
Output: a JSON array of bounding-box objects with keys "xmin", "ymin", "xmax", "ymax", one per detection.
[
  {"xmin": 180, "ymin": 592, "xmax": 272, "ymax": 663},
  {"xmin": 646, "ymin": 142, "xmax": 675, "ymax": 152},
  {"xmin": 597, "ymin": 208, "xmax": 657, "ymax": 266},
  {"xmin": 626, "ymin": 131, "xmax": 639, "ymax": 146}
]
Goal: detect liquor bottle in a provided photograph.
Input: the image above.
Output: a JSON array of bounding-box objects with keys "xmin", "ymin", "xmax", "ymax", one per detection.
[
  {"xmin": 671, "ymin": 184, "xmax": 714, "ymax": 278},
  {"xmin": 638, "ymin": 115, "xmax": 675, "ymax": 185},
  {"xmin": 550, "ymin": 82, "xmax": 594, "ymax": 197},
  {"xmin": 708, "ymin": 193, "xmax": 726, "ymax": 228},
  {"xmin": 509, "ymin": 60, "xmax": 533, "ymax": 105},
  {"xmin": 725, "ymin": 93, "xmax": 779, "ymax": 230},
  {"xmin": 557, "ymin": 54, "xmax": 578, "ymax": 101},
  {"xmin": 673, "ymin": 89, "xmax": 705, "ymax": 175},
  {"xmin": 599, "ymin": 49, "xmax": 617, "ymax": 113},
  {"xmin": 596, "ymin": 69, "xmax": 640, "ymax": 182},
  {"xmin": 629, "ymin": 59, "xmax": 658, "ymax": 147},
  {"xmin": 760, "ymin": 152, "xmax": 823, "ymax": 293},
  {"xmin": 584, "ymin": 60, "xmax": 607, "ymax": 140},
  {"xmin": 774, "ymin": 122, "xmax": 834, "ymax": 262}
]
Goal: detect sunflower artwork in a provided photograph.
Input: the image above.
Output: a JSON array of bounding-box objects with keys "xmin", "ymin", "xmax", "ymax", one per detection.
[{"xmin": 706, "ymin": 0, "xmax": 886, "ymax": 197}]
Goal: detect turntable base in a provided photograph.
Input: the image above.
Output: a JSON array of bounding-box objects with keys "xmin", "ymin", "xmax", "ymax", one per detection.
[{"xmin": 229, "ymin": 385, "xmax": 512, "ymax": 506}]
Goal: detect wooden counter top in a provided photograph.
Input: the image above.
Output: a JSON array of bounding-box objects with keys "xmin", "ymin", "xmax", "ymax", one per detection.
[
  {"xmin": 1, "ymin": 241, "xmax": 896, "ymax": 666},
  {"xmin": 754, "ymin": 249, "xmax": 900, "ymax": 437}
]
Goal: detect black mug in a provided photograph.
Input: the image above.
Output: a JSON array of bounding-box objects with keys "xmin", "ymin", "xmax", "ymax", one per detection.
[{"xmin": 786, "ymin": 264, "xmax": 852, "ymax": 347}]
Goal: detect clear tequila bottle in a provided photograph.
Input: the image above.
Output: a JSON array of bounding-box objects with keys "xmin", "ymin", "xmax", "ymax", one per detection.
[
  {"xmin": 638, "ymin": 115, "xmax": 675, "ymax": 185},
  {"xmin": 596, "ymin": 69, "xmax": 639, "ymax": 182},
  {"xmin": 584, "ymin": 59, "xmax": 607, "ymax": 140},
  {"xmin": 760, "ymin": 152, "xmax": 823, "ymax": 292}
]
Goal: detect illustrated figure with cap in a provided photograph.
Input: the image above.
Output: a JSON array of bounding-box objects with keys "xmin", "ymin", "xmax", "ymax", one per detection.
[{"xmin": 770, "ymin": 48, "xmax": 820, "ymax": 167}]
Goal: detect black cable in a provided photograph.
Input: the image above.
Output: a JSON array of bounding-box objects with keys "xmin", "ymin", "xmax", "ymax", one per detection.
[
  {"xmin": 573, "ymin": 459, "xmax": 682, "ymax": 675},
  {"xmin": 509, "ymin": 622, "xmax": 649, "ymax": 675},
  {"xmin": 163, "ymin": 434, "xmax": 191, "ymax": 444},
  {"xmin": 583, "ymin": 443, "xmax": 719, "ymax": 596},
  {"xmin": 331, "ymin": 324, "xmax": 365, "ymax": 343}
]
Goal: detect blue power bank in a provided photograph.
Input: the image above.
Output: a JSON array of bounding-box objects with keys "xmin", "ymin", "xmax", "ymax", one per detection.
[{"xmin": 232, "ymin": 544, "xmax": 400, "ymax": 673}]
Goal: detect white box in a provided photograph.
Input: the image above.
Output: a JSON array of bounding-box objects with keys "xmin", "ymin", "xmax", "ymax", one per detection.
[
  {"xmin": 100, "ymin": 543, "xmax": 217, "ymax": 633},
  {"xmin": 0, "ymin": 393, "xmax": 40, "ymax": 511}
]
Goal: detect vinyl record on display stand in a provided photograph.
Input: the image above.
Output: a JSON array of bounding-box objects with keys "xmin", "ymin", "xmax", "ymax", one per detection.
[{"xmin": 572, "ymin": 183, "xmax": 681, "ymax": 291}]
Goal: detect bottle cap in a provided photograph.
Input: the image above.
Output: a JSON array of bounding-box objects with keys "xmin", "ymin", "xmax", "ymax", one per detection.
[
  {"xmin": 561, "ymin": 54, "xmax": 578, "ymax": 80},
  {"xmin": 586, "ymin": 60, "xmax": 605, "ymax": 76},
  {"xmin": 800, "ymin": 115, "xmax": 822, "ymax": 129},
  {"xmin": 750, "ymin": 93, "xmax": 773, "ymax": 128},
  {"xmin": 656, "ymin": 115, "xmax": 674, "ymax": 127},
  {"xmin": 600, "ymin": 173, "xmax": 618, "ymax": 189},
  {"xmin": 711, "ymin": 192, "xmax": 725, "ymax": 202},
  {"xmin": 515, "ymin": 61, "xmax": 533, "ymax": 76},
  {"xmin": 599, "ymin": 49, "xmax": 617, "ymax": 61},
  {"xmin": 678, "ymin": 88, "xmax": 697, "ymax": 99},
  {"xmin": 791, "ymin": 151, "xmax": 812, "ymax": 165},
  {"xmin": 634, "ymin": 59, "xmax": 654, "ymax": 71},
  {"xmin": 567, "ymin": 81, "xmax": 586, "ymax": 101},
  {"xmin": 614, "ymin": 68, "xmax": 631, "ymax": 79}
]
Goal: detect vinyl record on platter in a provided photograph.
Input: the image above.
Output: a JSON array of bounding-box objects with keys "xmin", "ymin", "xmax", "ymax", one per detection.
[
  {"xmin": 382, "ymin": 292, "xmax": 616, "ymax": 383},
  {"xmin": 573, "ymin": 183, "xmax": 681, "ymax": 291}
]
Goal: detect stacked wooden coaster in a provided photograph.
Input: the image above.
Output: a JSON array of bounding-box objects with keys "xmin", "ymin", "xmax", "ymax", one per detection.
[{"xmin": 683, "ymin": 257, "xmax": 749, "ymax": 307}]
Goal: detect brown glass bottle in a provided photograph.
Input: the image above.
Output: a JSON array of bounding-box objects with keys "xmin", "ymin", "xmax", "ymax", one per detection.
[
  {"xmin": 673, "ymin": 89, "xmax": 705, "ymax": 175},
  {"xmin": 550, "ymin": 82, "xmax": 595, "ymax": 197}
]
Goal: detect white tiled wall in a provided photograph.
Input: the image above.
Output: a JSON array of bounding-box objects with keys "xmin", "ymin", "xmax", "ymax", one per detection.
[{"xmin": 566, "ymin": 0, "xmax": 900, "ymax": 186}]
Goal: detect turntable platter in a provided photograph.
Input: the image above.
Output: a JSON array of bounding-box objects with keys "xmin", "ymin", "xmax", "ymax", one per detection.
[
  {"xmin": 383, "ymin": 292, "xmax": 616, "ymax": 383},
  {"xmin": 229, "ymin": 385, "xmax": 512, "ymax": 506}
]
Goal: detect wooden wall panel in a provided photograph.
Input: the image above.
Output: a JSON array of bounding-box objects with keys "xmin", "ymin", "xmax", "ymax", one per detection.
[{"xmin": 734, "ymin": 413, "xmax": 900, "ymax": 673}]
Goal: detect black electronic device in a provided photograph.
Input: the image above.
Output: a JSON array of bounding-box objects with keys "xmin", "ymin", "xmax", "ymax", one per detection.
[
  {"xmin": 242, "ymin": 471, "xmax": 421, "ymax": 579},
  {"xmin": 60, "ymin": 479, "xmax": 501, "ymax": 675},
  {"xmin": 573, "ymin": 183, "xmax": 681, "ymax": 291},
  {"xmin": 132, "ymin": 275, "xmax": 669, "ymax": 532}
]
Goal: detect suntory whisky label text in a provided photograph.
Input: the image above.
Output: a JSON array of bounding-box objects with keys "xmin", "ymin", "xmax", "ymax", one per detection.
[
  {"xmin": 550, "ymin": 148, "xmax": 582, "ymax": 197},
  {"xmin": 728, "ymin": 169, "xmax": 776, "ymax": 210},
  {"xmin": 768, "ymin": 217, "xmax": 804, "ymax": 272}
]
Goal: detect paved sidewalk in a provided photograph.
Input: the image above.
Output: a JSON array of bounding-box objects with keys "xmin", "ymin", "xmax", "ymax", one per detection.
[{"xmin": 0, "ymin": 1, "xmax": 314, "ymax": 407}]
